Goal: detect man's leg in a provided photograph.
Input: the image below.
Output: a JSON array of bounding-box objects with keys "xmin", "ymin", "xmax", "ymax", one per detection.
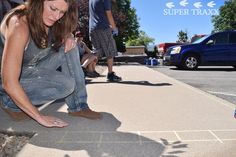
[
  {"xmin": 107, "ymin": 57, "xmax": 113, "ymax": 73},
  {"xmin": 90, "ymin": 29, "xmax": 121, "ymax": 82}
]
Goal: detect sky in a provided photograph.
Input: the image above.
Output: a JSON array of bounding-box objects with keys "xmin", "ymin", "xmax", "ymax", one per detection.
[{"xmin": 130, "ymin": 0, "xmax": 226, "ymax": 45}]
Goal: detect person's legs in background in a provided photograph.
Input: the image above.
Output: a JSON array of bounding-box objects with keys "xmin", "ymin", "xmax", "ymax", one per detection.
[
  {"xmin": 106, "ymin": 56, "xmax": 121, "ymax": 82},
  {"xmin": 90, "ymin": 29, "xmax": 121, "ymax": 82},
  {"xmin": 81, "ymin": 53, "xmax": 100, "ymax": 78}
]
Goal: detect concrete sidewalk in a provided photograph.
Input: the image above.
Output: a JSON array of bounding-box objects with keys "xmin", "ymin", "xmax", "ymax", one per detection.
[{"xmin": 1, "ymin": 64, "xmax": 236, "ymax": 157}]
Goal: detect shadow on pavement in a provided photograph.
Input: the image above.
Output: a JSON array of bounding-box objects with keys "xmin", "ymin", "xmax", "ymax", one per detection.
[
  {"xmin": 0, "ymin": 101, "xmax": 186, "ymax": 157},
  {"xmin": 87, "ymin": 80, "xmax": 172, "ymax": 87},
  {"xmin": 29, "ymin": 111, "xmax": 187, "ymax": 157},
  {"xmin": 170, "ymin": 67, "xmax": 236, "ymax": 72}
]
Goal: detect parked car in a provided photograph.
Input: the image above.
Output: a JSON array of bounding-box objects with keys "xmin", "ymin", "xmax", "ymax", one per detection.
[
  {"xmin": 157, "ymin": 42, "xmax": 183, "ymax": 57},
  {"xmin": 164, "ymin": 30, "xmax": 236, "ymax": 70},
  {"xmin": 190, "ymin": 34, "xmax": 206, "ymax": 43}
]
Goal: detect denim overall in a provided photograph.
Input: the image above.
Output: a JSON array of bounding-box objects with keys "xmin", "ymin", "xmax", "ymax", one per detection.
[{"xmin": 0, "ymin": 33, "xmax": 89, "ymax": 112}]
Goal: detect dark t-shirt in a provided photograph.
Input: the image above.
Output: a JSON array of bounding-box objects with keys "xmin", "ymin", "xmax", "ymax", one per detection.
[{"xmin": 89, "ymin": 0, "xmax": 111, "ymax": 32}]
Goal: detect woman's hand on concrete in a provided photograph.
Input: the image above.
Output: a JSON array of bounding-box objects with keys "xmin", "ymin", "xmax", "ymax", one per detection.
[{"xmin": 36, "ymin": 115, "xmax": 69, "ymax": 128}]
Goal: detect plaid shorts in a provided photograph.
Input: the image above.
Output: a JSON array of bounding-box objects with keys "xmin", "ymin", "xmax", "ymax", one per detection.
[{"xmin": 90, "ymin": 29, "xmax": 117, "ymax": 58}]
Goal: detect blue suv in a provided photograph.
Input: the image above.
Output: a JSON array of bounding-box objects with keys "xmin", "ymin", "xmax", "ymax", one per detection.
[{"xmin": 165, "ymin": 30, "xmax": 236, "ymax": 70}]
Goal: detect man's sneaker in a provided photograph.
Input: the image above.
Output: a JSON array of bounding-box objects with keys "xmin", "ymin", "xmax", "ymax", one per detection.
[
  {"xmin": 86, "ymin": 71, "xmax": 98, "ymax": 78},
  {"xmin": 107, "ymin": 72, "xmax": 122, "ymax": 82},
  {"xmin": 93, "ymin": 71, "xmax": 100, "ymax": 77}
]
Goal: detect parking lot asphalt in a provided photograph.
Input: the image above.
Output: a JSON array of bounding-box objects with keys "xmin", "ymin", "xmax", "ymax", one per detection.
[
  {"xmin": 152, "ymin": 65, "xmax": 236, "ymax": 105},
  {"xmin": 1, "ymin": 64, "xmax": 236, "ymax": 157}
]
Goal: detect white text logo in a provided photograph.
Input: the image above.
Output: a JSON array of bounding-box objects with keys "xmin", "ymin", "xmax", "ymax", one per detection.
[{"xmin": 164, "ymin": 1, "xmax": 219, "ymax": 16}]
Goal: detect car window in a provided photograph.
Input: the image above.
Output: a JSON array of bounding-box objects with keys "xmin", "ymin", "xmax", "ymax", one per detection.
[
  {"xmin": 192, "ymin": 35, "xmax": 209, "ymax": 44},
  {"xmin": 229, "ymin": 32, "xmax": 236, "ymax": 44},
  {"xmin": 214, "ymin": 33, "xmax": 229, "ymax": 44},
  {"xmin": 206, "ymin": 33, "xmax": 229, "ymax": 45}
]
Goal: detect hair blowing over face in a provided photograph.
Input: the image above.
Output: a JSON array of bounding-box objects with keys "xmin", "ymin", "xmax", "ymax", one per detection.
[{"xmin": 6, "ymin": 0, "xmax": 78, "ymax": 49}]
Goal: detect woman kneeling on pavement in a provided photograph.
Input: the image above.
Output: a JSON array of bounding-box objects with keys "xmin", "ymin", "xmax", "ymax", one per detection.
[{"xmin": 0, "ymin": 0, "xmax": 101, "ymax": 128}]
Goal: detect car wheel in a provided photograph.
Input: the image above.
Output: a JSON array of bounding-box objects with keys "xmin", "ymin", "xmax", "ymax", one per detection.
[{"xmin": 182, "ymin": 54, "xmax": 199, "ymax": 70}]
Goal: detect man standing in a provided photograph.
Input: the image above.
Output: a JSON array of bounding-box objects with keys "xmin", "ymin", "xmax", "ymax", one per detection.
[{"xmin": 89, "ymin": 0, "xmax": 122, "ymax": 82}]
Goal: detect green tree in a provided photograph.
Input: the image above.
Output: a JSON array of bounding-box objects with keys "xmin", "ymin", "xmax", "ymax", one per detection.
[
  {"xmin": 77, "ymin": 0, "xmax": 140, "ymax": 50},
  {"xmin": 112, "ymin": 0, "xmax": 140, "ymax": 52},
  {"xmin": 177, "ymin": 30, "xmax": 188, "ymax": 43},
  {"xmin": 212, "ymin": 0, "xmax": 236, "ymax": 32},
  {"xmin": 126, "ymin": 30, "xmax": 155, "ymax": 57},
  {"xmin": 126, "ymin": 31, "xmax": 154, "ymax": 46},
  {"xmin": 77, "ymin": 0, "xmax": 90, "ymax": 46},
  {"xmin": 112, "ymin": 0, "xmax": 140, "ymax": 41}
]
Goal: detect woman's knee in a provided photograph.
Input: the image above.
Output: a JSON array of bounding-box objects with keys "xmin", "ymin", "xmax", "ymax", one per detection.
[
  {"xmin": 63, "ymin": 77, "xmax": 75, "ymax": 96},
  {"xmin": 51, "ymin": 74, "xmax": 75, "ymax": 97}
]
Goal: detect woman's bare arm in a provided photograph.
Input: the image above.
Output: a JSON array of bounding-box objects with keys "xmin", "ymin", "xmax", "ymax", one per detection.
[
  {"xmin": 1, "ymin": 16, "xmax": 68, "ymax": 127},
  {"xmin": 1, "ymin": 16, "xmax": 41, "ymax": 119}
]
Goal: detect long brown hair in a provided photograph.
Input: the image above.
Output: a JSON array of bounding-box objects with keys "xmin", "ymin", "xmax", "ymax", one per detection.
[{"xmin": 6, "ymin": 0, "xmax": 78, "ymax": 49}]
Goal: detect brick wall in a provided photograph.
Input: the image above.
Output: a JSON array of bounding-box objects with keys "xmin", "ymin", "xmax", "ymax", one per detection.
[{"xmin": 124, "ymin": 46, "xmax": 145, "ymax": 55}]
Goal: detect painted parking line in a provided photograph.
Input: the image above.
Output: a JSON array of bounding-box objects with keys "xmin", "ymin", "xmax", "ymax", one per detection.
[
  {"xmin": 208, "ymin": 130, "xmax": 223, "ymax": 143},
  {"xmin": 174, "ymin": 131, "xmax": 182, "ymax": 141},
  {"xmin": 208, "ymin": 91, "xmax": 236, "ymax": 97},
  {"xmin": 140, "ymin": 129, "xmax": 236, "ymax": 144},
  {"xmin": 57, "ymin": 130, "xmax": 236, "ymax": 144}
]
